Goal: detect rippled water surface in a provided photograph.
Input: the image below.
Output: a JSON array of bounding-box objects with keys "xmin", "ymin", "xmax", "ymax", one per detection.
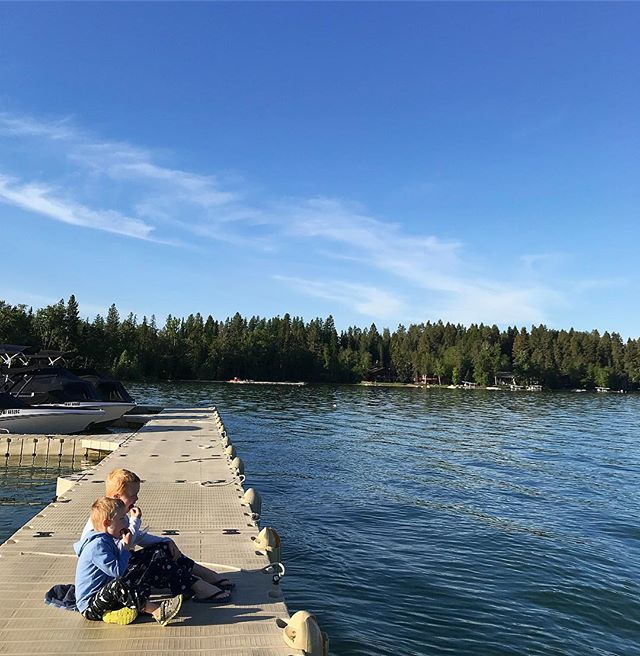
[{"xmin": 4, "ymin": 384, "xmax": 640, "ymax": 655}]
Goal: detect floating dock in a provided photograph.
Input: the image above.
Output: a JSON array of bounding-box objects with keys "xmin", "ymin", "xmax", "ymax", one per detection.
[{"xmin": 0, "ymin": 408, "xmax": 306, "ymax": 655}]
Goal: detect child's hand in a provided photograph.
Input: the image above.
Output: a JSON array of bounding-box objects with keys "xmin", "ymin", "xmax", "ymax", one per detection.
[
  {"xmin": 129, "ymin": 506, "xmax": 142, "ymax": 520},
  {"xmin": 121, "ymin": 529, "xmax": 133, "ymax": 551}
]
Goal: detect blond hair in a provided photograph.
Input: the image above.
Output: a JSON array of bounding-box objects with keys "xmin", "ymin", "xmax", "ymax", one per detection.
[
  {"xmin": 90, "ymin": 497, "xmax": 125, "ymax": 531},
  {"xmin": 105, "ymin": 469, "xmax": 141, "ymax": 497}
]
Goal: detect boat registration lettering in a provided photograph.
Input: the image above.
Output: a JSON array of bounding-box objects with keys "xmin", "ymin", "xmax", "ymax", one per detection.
[{"xmin": 0, "ymin": 409, "xmax": 19, "ymax": 415}]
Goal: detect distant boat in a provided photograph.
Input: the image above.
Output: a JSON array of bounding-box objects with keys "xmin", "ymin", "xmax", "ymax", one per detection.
[
  {"xmin": 0, "ymin": 392, "xmax": 104, "ymax": 434},
  {"xmin": 227, "ymin": 378, "xmax": 306, "ymax": 386}
]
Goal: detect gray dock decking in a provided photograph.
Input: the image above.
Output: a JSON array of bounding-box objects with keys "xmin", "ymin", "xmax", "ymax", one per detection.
[{"xmin": 0, "ymin": 408, "xmax": 302, "ymax": 655}]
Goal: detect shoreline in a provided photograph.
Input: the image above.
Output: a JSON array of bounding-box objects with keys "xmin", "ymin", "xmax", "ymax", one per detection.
[{"xmin": 129, "ymin": 379, "xmax": 634, "ymax": 393}]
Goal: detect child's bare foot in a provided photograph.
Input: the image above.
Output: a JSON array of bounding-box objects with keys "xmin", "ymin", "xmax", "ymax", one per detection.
[{"xmin": 152, "ymin": 594, "xmax": 183, "ymax": 626}]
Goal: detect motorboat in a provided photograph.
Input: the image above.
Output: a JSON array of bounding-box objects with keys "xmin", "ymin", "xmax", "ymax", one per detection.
[
  {"xmin": 51, "ymin": 400, "xmax": 134, "ymax": 425},
  {"xmin": 70, "ymin": 368, "xmax": 135, "ymax": 404},
  {"xmin": 1, "ymin": 365, "xmax": 133, "ymax": 427},
  {"xmin": 0, "ymin": 346, "xmax": 136, "ymax": 426},
  {"xmin": 71, "ymin": 368, "xmax": 136, "ymax": 422},
  {"xmin": 0, "ymin": 392, "xmax": 104, "ymax": 434},
  {"xmin": 1, "ymin": 346, "xmax": 135, "ymax": 400}
]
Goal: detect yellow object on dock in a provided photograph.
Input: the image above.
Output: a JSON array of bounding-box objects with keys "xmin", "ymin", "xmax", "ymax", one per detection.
[{"xmin": 0, "ymin": 408, "xmax": 305, "ymax": 655}]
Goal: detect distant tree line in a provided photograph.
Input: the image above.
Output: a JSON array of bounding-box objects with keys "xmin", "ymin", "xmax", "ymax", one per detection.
[{"xmin": 1, "ymin": 296, "xmax": 639, "ymax": 390}]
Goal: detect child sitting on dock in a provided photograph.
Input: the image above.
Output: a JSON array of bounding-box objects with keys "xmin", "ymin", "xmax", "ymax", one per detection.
[
  {"xmin": 78, "ymin": 468, "xmax": 233, "ymax": 603},
  {"xmin": 74, "ymin": 497, "xmax": 183, "ymax": 626}
]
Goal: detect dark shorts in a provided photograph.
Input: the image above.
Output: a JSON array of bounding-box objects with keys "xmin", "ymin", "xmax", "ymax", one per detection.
[{"xmin": 82, "ymin": 542, "xmax": 196, "ymax": 620}]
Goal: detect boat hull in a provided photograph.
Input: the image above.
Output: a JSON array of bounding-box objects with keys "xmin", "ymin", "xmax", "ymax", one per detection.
[
  {"xmin": 39, "ymin": 402, "xmax": 136, "ymax": 427},
  {"xmin": 0, "ymin": 408, "xmax": 105, "ymax": 434}
]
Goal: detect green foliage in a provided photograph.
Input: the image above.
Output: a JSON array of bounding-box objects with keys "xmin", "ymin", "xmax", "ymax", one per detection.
[
  {"xmin": 0, "ymin": 296, "xmax": 638, "ymax": 390},
  {"xmin": 0, "ymin": 301, "xmax": 35, "ymax": 345}
]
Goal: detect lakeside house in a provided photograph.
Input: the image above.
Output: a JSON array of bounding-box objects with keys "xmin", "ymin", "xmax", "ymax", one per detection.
[
  {"xmin": 417, "ymin": 374, "xmax": 440, "ymax": 385},
  {"xmin": 495, "ymin": 372, "xmax": 518, "ymax": 387}
]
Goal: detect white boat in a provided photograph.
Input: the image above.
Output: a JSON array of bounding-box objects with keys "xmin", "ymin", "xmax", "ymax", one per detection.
[
  {"xmin": 2, "ymin": 363, "xmax": 135, "ymax": 427},
  {"xmin": 0, "ymin": 394, "xmax": 105, "ymax": 434},
  {"xmin": 46, "ymin": 401, "xmax": 136, "ymax": 425}
]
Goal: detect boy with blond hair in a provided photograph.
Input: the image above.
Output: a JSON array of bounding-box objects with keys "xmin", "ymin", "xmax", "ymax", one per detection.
[
  {"xmin": 74, "ymin": 497, "xmax": 182, "ymax": 626},
  {"xmin": 79, "ymin": 468, "xmax": 233, "ymax": 603}
]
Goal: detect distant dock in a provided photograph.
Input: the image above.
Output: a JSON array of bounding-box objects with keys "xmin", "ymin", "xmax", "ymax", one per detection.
[
  {"xmin": 227, "ymin": 379, "xmax": 307, "ymax": 386},
  {"xmin": 0, "ymin": 408, "xmax": 316, "ymax": 655}
]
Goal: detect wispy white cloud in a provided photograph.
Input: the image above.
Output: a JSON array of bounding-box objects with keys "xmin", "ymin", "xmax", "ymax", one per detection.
[
  {"xmin": 0, "ymin": 110, "xmax": 571, "ymax": 327},
  {"xmin": 71, "ymin": 146, "xmax": 238, "ymax": 208},
  {"xmin": 278, "ymin": 197, "xmax": 464, "ymax": 287},
  {"xmin": 0, "ymin": 112, "xmax": 78, "ymax": 141},
  {"xmin": 571, "ymin": 277, "xmax": 628, "ymax": 294},
  {"xmin": 520, "ymin": 252, "xmax": 568, "ymax": 274},
  {"xmin": 0, "ymin": 174, "xmax": 155, "ymax": 240},
  {"xmin": 0, "ymin": 112, "xmax": 241, "ymax": 240},
  {"xmin": 433, "ymin": 284, "xmax": 560, "ymax": 328},
  {"xmin": 274, "ymin": 197, "xmax": 559, "ymax": 325},
  {"xmin": 275, "ymin": 275, "xmax": 407, "ymax": 320}
]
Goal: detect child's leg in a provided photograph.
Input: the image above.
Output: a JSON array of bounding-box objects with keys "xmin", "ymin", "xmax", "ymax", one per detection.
[
  {"xmin": 191, "ymin": 578, "xmax": 231, "ymax": 601},
  {"xmin": 191, "ymin": 562, "xmax": 234, "ymax": 589},
  {"xmin": 82, "ymin": 577, "xmax": 150, "ymax": 621},
  {"xmin": 164, "ymin": 539, "xmax": 232, "ymax": 589},
  {"xmin": 163, "ymin": 539, "xmax": 225, "ymax": 582},
  {"xmin": 128, "ymin": 542, "xmax": 196, "ymax": 597},
  {"xmin": 161, "ymin": 540, "xmax": 234, "ymax": 592},
  {"xmin": 129, "ymin": 543, "xmax": 231, "ymax": 599}
]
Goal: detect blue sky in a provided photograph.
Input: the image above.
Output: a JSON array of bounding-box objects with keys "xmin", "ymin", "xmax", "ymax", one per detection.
[{"xmin": 0, "ymin": 3, "xmax": 638, "ymax": 336}]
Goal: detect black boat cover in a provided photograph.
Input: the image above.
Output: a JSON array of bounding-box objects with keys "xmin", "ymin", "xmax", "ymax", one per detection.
[
  {"xmin": 71, "ymin": 368, "xmax": 134, "ymax": 403},
  {"xmin": 0, "ymin": 345, "xmax": 38, "ymax": 356},
  {"xmin": 4, "ymin": 367, "xmax": 100, "ymax": 404},
  {"xmin": 0, "ymin": 393, "xmax": 29, "ymax": 409},
  {"xmin": 35, "ymin": 350, "xmax": 74, "ymax": 359}
]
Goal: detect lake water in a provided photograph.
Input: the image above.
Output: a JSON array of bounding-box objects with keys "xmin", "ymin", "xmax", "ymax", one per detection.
[{"xmin": 2, "ymin": 384, "xmax": 640, "ymax": 655}]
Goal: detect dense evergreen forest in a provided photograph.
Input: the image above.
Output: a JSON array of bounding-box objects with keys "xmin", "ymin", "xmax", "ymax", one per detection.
[{"xmin": 1, "ymin": 296, "xmax": 639, "ymax": 390}]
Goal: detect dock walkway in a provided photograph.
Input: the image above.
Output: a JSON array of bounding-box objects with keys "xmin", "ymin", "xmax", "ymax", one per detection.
[{"xmin": 0, "ymin": 408, "xmax": 301, "ymax": 655}]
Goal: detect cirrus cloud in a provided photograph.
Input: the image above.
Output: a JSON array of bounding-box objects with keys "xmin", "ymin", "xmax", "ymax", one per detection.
[{"xmin": 0, "ymin": 110, "xmax": 568, "ymax": 327}]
